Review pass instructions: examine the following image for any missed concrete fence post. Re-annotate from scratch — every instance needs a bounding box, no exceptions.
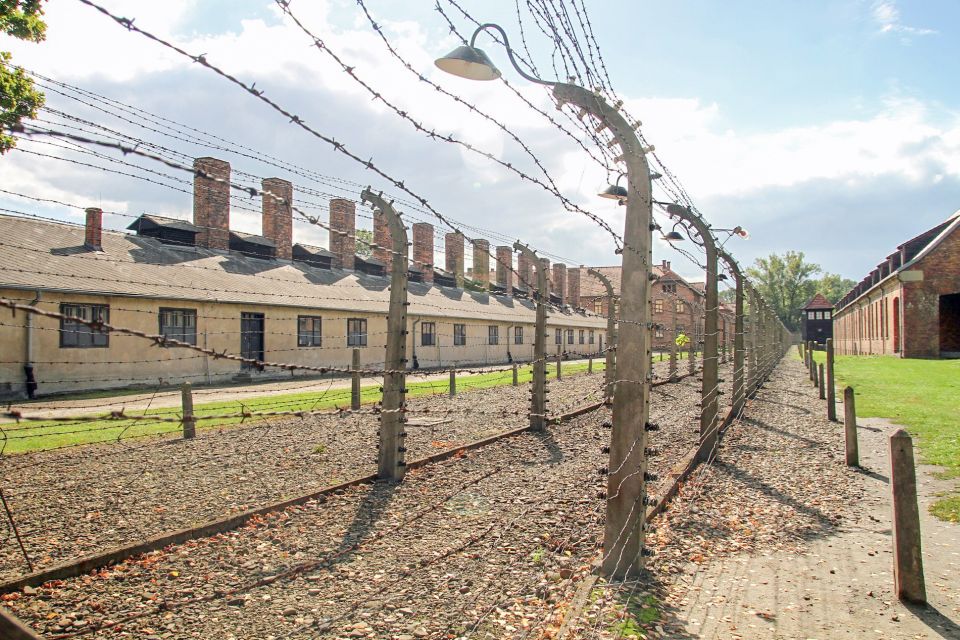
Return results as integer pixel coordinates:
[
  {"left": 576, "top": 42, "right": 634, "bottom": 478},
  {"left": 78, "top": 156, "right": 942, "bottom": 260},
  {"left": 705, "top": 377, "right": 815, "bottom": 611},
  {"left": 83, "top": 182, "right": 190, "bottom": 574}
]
[
  {"left": 449, "top": 369, "right": 456, "bottom": 397},
  {"left": 512, "top": 363, "right": 518, "bottom": 386},
  {"left": 181, "top": 382, "right": 196, "bottom": 440},
  {"left": 843, "top": 386, "right": 859, "bottom": 467},
  {"left": 688, "top": 341, "right": 696, "bottom": 375},
  {"left": 351, "top": 348, "right": 361, "bottom": 411},
  {"left": 889, "top": 428, "right": 927, "bottom": 604},
  {"left": 362, "top": 189, "right": 408, "bottom": 481},
  {"left": 818, "top": 363, "right": 825, "bottom": 399},
  {"left": 826, "top": 338, "right": 837, "bottom": 422},
  {"left": 556, "top": 354, "right": 562, "bottom": 380},
  {"left": 516, "top": 243, "right": 547, "bottom": 431},
  {"left": 588, "top": 356, "right": 593, "bottom": 373},
  {"left": 811, "top": 360, "right": 819, "bottom": 388}
]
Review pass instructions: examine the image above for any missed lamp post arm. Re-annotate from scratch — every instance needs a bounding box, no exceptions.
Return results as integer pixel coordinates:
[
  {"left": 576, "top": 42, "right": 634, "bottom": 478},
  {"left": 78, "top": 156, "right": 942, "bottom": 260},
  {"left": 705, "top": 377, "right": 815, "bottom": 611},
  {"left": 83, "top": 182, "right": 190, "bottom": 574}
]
[{"left": 469, "top": 23, "right": 557, "bottom": 87}]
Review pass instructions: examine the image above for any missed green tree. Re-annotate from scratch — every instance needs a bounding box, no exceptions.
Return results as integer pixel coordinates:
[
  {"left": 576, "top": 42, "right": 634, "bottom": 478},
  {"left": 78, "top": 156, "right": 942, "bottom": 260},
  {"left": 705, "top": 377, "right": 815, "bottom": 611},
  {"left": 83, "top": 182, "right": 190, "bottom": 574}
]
[
  {"left": 816, "top": 272, "right": 856, "bottom": 305},
  {"left": 1, "top": 1, "right": 46, "bottom": 154},
  {"left": 354, "top": 228, "right": 373, "bottom": 257},
  {"left": 746, "top": 251, "right": 821, "bottom": 332}
]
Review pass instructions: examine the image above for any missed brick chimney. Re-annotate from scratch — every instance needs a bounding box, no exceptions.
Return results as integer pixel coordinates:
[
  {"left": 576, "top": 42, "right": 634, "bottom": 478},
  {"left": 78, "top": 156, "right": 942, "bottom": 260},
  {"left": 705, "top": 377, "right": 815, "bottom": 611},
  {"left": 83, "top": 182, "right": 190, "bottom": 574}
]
[
  {"left": 412, "top": 222, "right": 434, "bottom": 283},
  {"left": 567, "top": 267, "right": 581, "bottom": 308},
  {"left": 329, "top": 198, "right": 356, "bottom": 270},
  {"left": 661, "top": 259, "right": 671, "bottom": 272},
  {"left": 472, "top": 239, "right": 490, "bottom": 289},
  {"left": 445, "top": 231, "right": 464, "bottom": 287},
  {"left": 84, "top": 207, "right": 102, "bottom": 251},
  {"left": 495, "top": 246, "right": 513, "bottom": 295},
  {"left": 193, "top": 157, "right": 231, "bottom": 251},
  {"left": 552, "top": 263, "right": 567, "bottom": 305},
  {"left": 261, "top": 178, "right": 293, "bottom": 260},
  {"left": 517, "top": 251, "right": 532, "bottom": 291},
  {"left": 373, "top": 207, "right": 392, "bottom": 265}
]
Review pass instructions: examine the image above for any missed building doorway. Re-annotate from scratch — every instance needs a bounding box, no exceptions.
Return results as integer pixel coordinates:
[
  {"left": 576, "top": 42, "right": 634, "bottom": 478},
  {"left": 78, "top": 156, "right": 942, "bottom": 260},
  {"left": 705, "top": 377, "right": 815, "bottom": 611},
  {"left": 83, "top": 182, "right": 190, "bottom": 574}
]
[
  {"left": 893, "top": 297, "right": 901, "bottom": 353},
  {"left": 939, "top": 293, "right": 960, "bottom": 356},
  {"left": 240, "top": 312, "right": 265, "bottom": 369}
]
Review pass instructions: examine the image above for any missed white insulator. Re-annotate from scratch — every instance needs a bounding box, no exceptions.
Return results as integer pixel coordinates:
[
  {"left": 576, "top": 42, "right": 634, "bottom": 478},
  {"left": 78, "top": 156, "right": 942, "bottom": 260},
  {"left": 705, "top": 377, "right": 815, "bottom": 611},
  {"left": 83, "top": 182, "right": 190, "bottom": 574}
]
[{"left": 641, "top": 145, "right": 656, "bottom": 155}]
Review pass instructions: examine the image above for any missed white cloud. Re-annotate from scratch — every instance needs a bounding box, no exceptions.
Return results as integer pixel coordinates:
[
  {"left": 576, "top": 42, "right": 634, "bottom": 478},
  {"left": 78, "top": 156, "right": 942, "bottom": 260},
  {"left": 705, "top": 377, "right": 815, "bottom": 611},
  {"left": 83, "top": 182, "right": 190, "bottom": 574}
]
[
  {"left": 2, "top": 0, "right": 959, "bottom": 280},
  {"left": 871, "top": 1, "right": 937, "bottom": 38}
]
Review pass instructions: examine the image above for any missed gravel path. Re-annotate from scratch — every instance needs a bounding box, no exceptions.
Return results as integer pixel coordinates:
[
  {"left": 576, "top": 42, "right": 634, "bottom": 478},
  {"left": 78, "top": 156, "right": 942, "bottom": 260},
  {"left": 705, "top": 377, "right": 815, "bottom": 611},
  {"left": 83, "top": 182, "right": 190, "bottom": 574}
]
[
  {"left": 0, "top": 360, "right": 711, "bottom": 583},
  {"left": 3, "top": 358, "right": 720, "bottom": 639}
]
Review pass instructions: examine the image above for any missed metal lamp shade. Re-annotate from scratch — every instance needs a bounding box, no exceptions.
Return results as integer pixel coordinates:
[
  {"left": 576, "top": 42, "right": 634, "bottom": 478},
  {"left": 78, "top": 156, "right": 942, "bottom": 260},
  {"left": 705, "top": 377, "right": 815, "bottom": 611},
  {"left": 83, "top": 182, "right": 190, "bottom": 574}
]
[
  {"left": 663, "top": 231, "right": 685, "bottom": 241},
  {"left": 598, "top": 184, "right": 628, "bottom": 201},
  {"left": 434, "top": 46, "right": 502, "bottom": 81}
]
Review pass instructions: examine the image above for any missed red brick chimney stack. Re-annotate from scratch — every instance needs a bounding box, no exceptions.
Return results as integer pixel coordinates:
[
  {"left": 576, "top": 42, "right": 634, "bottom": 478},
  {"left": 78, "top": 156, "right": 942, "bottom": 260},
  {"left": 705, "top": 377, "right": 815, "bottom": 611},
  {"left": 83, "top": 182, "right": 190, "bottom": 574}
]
[
  {"left": 472, "top": 239, "right": 490, "bottom": 289},
  {"left": 261, "top": 178, "right": 293, "bottom": 260},
  {"left": 84, "top": 207, "right": 102, "bottom": 251},
  {"left": 193, "top": 157, "right": 231, "bottom": 251},
  {"left": 496, "top": 246, "right": 513, "bottom": 295},
  {"left": 329, "top": 198, "right": 356, "bottom": 270},
  {"left": 552, "top": 263, "right": 567, "bottom": 305},
  {"left": 445, "top": 232, "right": 464, "bottom": 287},
  {"left": 373, "top": 207, "right": 392, "bottom": 265},
  {"left": 567, "top": 267, "right": 581, "bottom": 309},
  {"left": 412, "top": 222, "right": 434, "bottom": 283}
]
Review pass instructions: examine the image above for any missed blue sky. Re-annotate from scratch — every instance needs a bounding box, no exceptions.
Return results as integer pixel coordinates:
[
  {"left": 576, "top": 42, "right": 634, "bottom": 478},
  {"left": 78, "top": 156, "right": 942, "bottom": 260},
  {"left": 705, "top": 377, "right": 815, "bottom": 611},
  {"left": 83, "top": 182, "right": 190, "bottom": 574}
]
[{"left": 2, "top": 0, "right": 958, "bottom": 290}]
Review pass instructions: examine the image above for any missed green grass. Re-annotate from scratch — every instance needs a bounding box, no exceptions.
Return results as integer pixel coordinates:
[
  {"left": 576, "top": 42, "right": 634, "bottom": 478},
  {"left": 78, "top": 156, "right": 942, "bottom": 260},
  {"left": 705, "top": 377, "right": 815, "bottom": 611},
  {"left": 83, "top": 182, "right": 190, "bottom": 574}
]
[
  {"left": 609, "top": 593, "right": 660, "bottom": 638},
  {"left": 2, "top": 360, "right": 606, "bottom": 455},
  {"left": 805, "top": 347, "right": 960, "bottom": 521}
]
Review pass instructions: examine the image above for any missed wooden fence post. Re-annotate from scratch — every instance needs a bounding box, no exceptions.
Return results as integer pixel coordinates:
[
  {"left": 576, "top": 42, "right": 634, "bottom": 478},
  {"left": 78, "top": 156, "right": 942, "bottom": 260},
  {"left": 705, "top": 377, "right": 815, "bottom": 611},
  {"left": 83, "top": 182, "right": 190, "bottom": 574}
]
[
  {"left": 843, "top": 386, "right": 858, "bottom": 466},
  {"left": 449, "top": 369, "right": 456, "bottom": 397},
  {"left": 351, "top": 348, "right": 361, "bottom": 410},
  {"left": 818, "top": 363, "right": 825, "bottom": 399},
  {"left": 889, "top": 428, "right": 926, "bottom": 604},
  {"left": 181, "top": 382, "right": 195, "bottom": 439},
  {"left": 826, "top": 338, "right": 837, "bottom": 422}
]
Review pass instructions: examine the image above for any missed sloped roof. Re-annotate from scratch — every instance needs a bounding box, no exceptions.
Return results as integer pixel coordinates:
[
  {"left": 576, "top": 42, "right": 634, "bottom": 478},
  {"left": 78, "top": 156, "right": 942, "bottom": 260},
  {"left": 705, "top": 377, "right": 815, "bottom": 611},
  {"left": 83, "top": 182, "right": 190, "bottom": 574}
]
[
  {"left": 126, "top": 214, "right": 200, "bottom": 233},
  {"left": 579, "top": 264, "right": 701, "bottom": 299},
  {"left": 0, "top": 215, "right": 604, "bottom": 329},
  {"left": 230, "top": 231, "right": 275, "bottom": 248},
  {"left": 801, "top": 293, "right": 834, "bottom": 310}
]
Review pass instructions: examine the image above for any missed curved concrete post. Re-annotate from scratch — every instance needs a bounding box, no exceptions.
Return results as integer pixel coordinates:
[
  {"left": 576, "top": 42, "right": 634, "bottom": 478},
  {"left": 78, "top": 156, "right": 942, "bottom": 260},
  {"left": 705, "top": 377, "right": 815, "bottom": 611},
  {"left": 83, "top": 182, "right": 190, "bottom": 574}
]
[
  {"left": 554, "top": 82, "right": 652, "bottom": 579},
  {"left": 666, "top": 205, "right": 720, "bottom": 460},
  {"left": 361, "top": 188, "right": 409, "bottom": 481},
  {"left": 514, "top": 242, "right": 547, "bottom": 432},
  {"left": 718, "top": 248, "right": 745, "bottom": 416}
]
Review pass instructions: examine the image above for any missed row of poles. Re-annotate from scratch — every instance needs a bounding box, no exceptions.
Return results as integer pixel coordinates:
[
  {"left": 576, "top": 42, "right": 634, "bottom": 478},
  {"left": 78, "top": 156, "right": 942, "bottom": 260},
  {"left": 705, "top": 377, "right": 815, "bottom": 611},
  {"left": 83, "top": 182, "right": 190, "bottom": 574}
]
[{"left": 800, "top": 339, "right": 926, "bottom": 605}]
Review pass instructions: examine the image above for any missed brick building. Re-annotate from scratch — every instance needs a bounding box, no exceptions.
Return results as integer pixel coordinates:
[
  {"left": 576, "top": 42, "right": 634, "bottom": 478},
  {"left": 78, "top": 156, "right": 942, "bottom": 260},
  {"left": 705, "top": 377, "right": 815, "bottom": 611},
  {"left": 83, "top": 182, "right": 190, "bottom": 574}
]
[
  {"left": 832, "top": 210, "right": 960, "bottom": 358},
  {"left": 0, "top": 158, "right": 605, "bottom": 398},
  {"left": 578, "top": 261, "right": 715, "bottom": 351}
]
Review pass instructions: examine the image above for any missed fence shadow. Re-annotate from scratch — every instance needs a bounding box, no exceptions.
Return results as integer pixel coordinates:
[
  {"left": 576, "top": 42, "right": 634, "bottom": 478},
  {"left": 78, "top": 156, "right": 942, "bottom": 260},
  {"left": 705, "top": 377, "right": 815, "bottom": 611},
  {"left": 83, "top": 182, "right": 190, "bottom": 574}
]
[{"left": 595, "top": 572, "right": 700, "bottom": 639}]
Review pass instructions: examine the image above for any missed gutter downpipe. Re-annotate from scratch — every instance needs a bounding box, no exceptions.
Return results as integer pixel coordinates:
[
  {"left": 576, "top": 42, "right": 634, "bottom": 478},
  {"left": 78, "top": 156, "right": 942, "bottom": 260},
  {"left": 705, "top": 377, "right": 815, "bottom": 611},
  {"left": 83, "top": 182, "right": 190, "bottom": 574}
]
[{"left": 24, "top": 290, "right": 41, "bottom": 399}]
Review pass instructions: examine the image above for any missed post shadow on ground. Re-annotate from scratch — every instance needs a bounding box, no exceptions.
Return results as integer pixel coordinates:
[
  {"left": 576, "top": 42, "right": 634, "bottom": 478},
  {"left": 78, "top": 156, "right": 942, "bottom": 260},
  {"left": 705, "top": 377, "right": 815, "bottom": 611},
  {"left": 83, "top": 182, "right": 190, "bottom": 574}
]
[
  {"left": 741, "top": 416, "right": 822, "bottom": 448},
  {"left": 711, "top": 461, "right": 840, "bottom": 538},
  {"left": 330, "top": 479, "right": 398, "bottom": 560},
  {"left": 749, "top": 396, "right": 813, "bottom": 415},
  {"left": 904, "top": 601, "right": 960, "bottom": 639}
]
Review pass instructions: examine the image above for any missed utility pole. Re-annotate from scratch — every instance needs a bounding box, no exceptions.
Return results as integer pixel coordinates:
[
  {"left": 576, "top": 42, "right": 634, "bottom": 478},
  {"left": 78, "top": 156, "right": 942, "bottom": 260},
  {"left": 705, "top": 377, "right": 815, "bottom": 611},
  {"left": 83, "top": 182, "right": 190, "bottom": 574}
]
[
  {"left": 719, "top": 248, "right": 745, "bottom": 416},
  {"left": 588, "top": 267, "right": 617, "bottom": 402},
  {"left": 515, "top": 242, "right": 547, "bottom": 431},
  {"left": 361, "top": 189, "right": 408, "bottom": 481}
]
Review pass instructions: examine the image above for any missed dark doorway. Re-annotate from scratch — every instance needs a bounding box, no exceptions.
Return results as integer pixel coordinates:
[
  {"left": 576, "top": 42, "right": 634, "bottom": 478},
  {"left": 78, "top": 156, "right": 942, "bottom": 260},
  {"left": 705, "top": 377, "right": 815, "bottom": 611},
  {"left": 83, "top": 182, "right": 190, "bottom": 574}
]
[
  {"left": 939, "top": 293, "right": 960, "bottom": 356},
  {"left": 240, "top": 312, "right": 265, "bottom": 368}
]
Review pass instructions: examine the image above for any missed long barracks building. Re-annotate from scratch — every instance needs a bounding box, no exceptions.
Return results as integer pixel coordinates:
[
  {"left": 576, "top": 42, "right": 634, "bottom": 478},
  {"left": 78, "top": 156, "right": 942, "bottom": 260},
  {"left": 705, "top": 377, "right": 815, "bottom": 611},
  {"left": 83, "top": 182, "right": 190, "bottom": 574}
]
[{"left": 0, "top": 158, "right": 606, "bottom": 399}]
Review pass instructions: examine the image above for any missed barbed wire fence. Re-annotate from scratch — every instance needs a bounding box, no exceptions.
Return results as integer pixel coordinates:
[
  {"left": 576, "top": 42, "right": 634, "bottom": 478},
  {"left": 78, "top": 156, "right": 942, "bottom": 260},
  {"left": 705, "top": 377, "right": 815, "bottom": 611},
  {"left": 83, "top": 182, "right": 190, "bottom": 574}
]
[{"left": 0, "top": 1, "right": 798, "bottom": 637}]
